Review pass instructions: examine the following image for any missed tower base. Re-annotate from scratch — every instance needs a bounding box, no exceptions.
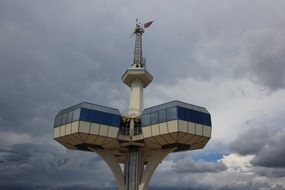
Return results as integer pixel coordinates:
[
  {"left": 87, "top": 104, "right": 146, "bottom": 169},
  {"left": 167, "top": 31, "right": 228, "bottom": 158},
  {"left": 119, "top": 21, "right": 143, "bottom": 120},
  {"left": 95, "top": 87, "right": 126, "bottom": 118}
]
[{"left": 92, "top": 147, "right": 175, "bottom": 190}]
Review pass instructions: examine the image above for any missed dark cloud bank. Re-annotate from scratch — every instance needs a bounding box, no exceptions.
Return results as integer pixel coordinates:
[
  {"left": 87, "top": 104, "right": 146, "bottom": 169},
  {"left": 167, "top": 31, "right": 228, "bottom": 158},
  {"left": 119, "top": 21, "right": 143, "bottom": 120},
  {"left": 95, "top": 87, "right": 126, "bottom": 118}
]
[
  {"left": 1, "top": 0, "right": 285, "bottom": 190},
  {"left": 230, "top": 127, "right": 285, "bottom": 179},
  {"left": 173, "top": 158, "right": 226, "bottom": 174},
  {"left": 0, "top": 143, "right": 116, "bottom": 190}
]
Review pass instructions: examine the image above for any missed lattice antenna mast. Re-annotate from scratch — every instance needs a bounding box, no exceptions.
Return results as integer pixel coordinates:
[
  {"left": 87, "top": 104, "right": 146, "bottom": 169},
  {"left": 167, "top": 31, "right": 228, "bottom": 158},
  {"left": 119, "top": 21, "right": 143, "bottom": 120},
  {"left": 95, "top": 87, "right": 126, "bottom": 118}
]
[
  {"left": 132, "top": 20, "right": 145, "bottom": 68},
  {"left": 131, "top": 19, "right": 153, "bottom": 68}
]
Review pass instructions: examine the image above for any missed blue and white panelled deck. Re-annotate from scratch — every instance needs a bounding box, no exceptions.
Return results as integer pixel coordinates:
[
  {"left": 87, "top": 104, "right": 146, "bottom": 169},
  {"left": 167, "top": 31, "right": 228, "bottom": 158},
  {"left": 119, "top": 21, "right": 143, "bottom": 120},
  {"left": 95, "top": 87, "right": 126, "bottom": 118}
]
[
  {"left": 53, "top": 102, "right": 121, "bottom": 151},
  {"left": 140, "top": 100, "right": 211, "bottom": 152},
  {"left": 53, "top": 100, "right": 211, "bottom": 155}
]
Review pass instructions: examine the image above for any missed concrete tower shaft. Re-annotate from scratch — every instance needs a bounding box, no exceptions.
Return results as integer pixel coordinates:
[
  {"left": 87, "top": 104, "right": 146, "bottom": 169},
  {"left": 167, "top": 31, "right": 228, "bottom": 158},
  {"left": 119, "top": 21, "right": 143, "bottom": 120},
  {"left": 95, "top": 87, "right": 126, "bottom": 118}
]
[
  {"left": 129, "top": 78, "right": 144, "bottom": 115},
  {"left": 122, "top": 22, "right": 154, "bottom": 190}
]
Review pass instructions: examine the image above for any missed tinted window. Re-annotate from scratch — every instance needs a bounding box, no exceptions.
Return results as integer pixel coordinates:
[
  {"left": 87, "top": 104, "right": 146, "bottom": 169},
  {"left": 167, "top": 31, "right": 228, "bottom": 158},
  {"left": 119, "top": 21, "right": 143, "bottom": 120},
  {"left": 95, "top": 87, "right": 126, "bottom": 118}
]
[
  {"left": 80, "top": 108, "right": 89, "bottom": 121},
  {"left": 208, "top": 115, "right": 212, "bottom": 126},
  {"left": 185, "top": 109, "right": 191, "bottom": 121},
  {"left": 188, "top": 109, "right": 196, "bottom": 123},
  {"left": 177, "top": 107, "right": 187, "bottom": 121},
  {"left": 158, "top": 109, "right": 166, "bottom": 123},
  {"left": 66, "top": 111, "right": 73, "bottom": 123},
  {"left": 60, "top": 113, "right": 67, "bottom": 125},
  {"left": 112, "top": 115, "right": 121, "bottom": 127},
  {"left": 204, "top": 114, "right": 211, "bottom": 126},
  {"left": 54, "top": 114, "right": 61, "bottom": 127},
  {"left": 141, "top": 114, "right": 150, "bottom": 127},
  {"left": 150, "top": 112, "right": 158, "bottom": 125},
  {"left": 166, "top": 107, "right": 177, "bottom": 121},
  {"left": 72, "top": 109, "right": 80, "bottom": 121},
  {"left": 196, "top": 112, "right": 202, "bottom": 124},
  {"left": 99, "top": 112, "right": 109, "bottom": 125}
]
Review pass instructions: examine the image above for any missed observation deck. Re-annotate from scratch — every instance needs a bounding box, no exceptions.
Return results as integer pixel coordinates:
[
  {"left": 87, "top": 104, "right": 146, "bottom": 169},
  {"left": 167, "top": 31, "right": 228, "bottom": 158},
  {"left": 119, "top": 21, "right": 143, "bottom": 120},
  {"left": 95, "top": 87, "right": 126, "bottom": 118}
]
[{"left": 53, "top": 100, "right": 211, "bottom": 163}]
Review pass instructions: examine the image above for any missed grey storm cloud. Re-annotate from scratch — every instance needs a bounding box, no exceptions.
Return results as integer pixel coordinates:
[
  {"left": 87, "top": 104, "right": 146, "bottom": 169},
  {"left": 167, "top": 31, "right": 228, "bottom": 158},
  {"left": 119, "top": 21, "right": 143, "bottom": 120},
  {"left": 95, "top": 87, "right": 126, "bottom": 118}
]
[
  {"left": 1, "top": 0, "right": 285, "bottom": 190},
  {"left": 251, "top": 128, "right": 285, "bottom": 168},
  {"left": 230, "top": 127, "right": 285, "bottom": 168},
  {"left": 229, "top": 126, "right": 279, "bottom": 155},
  {"left": 0, "top": 143, "right": 116, "bottom": 190},
  {"left": 218, "top": 181, "right": 285, "bottom": 190},
  {"left": 0, "top": 1, "right": 132, "bottom": 137},
  {"left": 254, "top": 167, "right": 285, "bottom": 178},
  {"left": 231, "top": 29, "right": 285, "bottom": 90},
  {"left": 153, "top": 185, "right": 285, "bottom": 190},
  {"left": 173, "top": 158, "right": 227, "bottom": 173},
  {"left": 230, "top": 126, "right": 285, "bottom": 178}
]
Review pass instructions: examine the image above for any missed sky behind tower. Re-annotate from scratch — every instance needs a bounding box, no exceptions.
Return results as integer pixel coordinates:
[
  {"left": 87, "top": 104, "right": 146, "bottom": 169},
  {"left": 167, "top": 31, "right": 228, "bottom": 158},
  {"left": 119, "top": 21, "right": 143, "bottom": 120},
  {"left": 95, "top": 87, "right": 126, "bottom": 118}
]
[{"left": 0, "top": 0, "right": 285, "bottom": 189}]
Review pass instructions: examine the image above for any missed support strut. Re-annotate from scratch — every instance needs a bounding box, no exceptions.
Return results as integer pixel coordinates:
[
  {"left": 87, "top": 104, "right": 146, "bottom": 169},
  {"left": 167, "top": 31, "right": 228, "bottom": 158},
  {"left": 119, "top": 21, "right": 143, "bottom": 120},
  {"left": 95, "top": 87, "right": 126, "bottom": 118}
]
[{"left": 91, "top": 147, "right": 175, "bottom": 190}]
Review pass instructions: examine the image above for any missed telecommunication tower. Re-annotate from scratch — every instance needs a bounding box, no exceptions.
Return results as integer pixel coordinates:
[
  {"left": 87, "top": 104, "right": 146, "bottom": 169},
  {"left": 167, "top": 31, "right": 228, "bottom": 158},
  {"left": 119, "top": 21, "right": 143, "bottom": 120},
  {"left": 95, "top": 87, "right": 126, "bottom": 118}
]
[{"left": 53, "top": 21, "right": 212, "bottom": 190}]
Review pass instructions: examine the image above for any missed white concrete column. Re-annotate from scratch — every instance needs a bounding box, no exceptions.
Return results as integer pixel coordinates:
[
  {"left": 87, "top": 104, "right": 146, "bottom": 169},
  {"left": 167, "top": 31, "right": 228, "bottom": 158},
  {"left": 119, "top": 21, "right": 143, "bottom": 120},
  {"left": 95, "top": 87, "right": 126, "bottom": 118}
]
[
  {"left": 129, "top": 78, "right": 143, "bottom": 115},
  {"left": 91, "top": 147, "right": 174, "bottom": 190},
  {"left": 139, "top": 148, "right": 175, "bottom": 190},
  {"left": 91, "top": 149, "right": 126, "bottom": 190}
]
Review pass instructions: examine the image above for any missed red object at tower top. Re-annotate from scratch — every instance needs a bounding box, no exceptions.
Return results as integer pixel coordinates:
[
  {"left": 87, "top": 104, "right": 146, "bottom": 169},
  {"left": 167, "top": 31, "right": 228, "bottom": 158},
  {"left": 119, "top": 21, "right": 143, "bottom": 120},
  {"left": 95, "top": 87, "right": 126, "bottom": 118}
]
[{"left": 144, "top": 21, "right": 153, "bottom": 28}]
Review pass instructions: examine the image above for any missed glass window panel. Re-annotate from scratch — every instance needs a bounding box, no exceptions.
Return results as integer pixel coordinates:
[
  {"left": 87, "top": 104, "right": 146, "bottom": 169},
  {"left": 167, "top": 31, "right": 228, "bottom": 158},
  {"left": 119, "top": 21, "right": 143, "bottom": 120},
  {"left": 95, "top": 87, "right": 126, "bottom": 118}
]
[
  {"left": 79, "top": 108, "right": 88, "bottom": 121},
  {"left": 185, "top": 109, "right": 191, "bottom": 121},
  {"left": 188, "top": 110, "right": 196, "bottom": 123},
  {"left": 200, "top": 113, "right": 205, "bottom": 124},
  {"left": 106, "top": 114, "right": 112, "bottom": 126},
  {"left": 91, "top": 110, "right": 98, "bottom": 123},
  {"left": 99, "top": 112, "right": 106, "bottom": 124},
  {"left": 206, "top": 114, "right": 212, "bottom": 126},
  {"left": 93, "top": 110, "right": 102, "bottom": 123},
  {"left": 92, "top": 110, "right": 101, "bottom": 123},
  {"left": 66, "top": 111, "right": 73, "bottom": 123},
  {"left": 109, "top": 114, "right": 115, "bottom": 126},
  {"left": 72, "top": 109, "right": 80, "bottom": 121},
  {"left": 201, "top": 113, "right": 207, "bottom": 125},
  {"left": 101, "top": 112, "right": 109, "bottom": 125},
  {"left": 112, "top": 115, "right": 120, "bottom": 127},
  {"left": 158, "top": 109, "right": 166, "bottom": 123},
  {"left": 87, "top": 109, "right": 93, "bottom": 122},
  {"left": 183, "top": 108, "right": 188, "bottom": 121},
  {"left": 88, "top": 110, "right": 95, "bottom": 123},
  {"left": 141, "top": 114, "right": 150, "bottom": 127},
  {"left": 196, "top": 112, "right": 202, "bottom": 124},
  {"left": 60, "top": 113, "right": 67, "bottom": 125},
  {"left": 150, "top": 112, "right": 158, "bottom": 125},
  {"left": 208, "top": 115, "right": 212, "bottom": 126},
  {"left": 90, "top": 110, "right": 98, "bottom": 123},
  {"left": 177, "top": 107, "right": 186, "bottom": 121},
  {"left": 94, "top": 111, "right": 111, "bottom": 126},
  {"left": 166, "top": 107, "right": 177, "bottom": 121},
  {"left": 54, "top": 114, "right": 61, "bottom": 127}
]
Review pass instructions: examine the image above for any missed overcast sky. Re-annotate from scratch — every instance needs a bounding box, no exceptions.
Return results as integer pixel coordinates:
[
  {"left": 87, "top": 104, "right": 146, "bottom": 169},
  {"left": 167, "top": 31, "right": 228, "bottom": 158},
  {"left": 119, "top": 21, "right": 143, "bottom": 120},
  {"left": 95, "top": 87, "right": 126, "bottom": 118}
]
[{"left": 1, "top": 0, "right": 285, "bottom": 189}]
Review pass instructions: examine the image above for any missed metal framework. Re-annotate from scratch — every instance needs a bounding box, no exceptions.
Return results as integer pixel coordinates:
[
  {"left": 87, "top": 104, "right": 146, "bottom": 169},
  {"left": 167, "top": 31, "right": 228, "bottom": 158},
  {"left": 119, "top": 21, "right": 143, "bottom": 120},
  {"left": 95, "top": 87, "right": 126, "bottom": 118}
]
[{"left": 132, "top": 22, "right": 144, "bottom": 68}]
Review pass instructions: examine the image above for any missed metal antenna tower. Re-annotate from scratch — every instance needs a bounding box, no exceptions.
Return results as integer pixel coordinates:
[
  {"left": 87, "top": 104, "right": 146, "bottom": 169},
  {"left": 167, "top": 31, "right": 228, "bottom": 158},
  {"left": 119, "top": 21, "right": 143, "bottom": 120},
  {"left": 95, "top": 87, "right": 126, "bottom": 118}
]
[{"left": 132, "top": 20, "right": 145, "bottom": 68}]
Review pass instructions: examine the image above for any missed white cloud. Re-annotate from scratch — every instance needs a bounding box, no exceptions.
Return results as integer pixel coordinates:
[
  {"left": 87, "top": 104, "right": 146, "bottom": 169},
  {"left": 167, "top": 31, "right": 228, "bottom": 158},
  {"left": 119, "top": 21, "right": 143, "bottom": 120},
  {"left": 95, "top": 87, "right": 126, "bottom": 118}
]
[{"left": 221, "top": 153, "right": 254, "bottom": 173}]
